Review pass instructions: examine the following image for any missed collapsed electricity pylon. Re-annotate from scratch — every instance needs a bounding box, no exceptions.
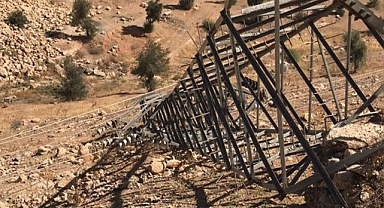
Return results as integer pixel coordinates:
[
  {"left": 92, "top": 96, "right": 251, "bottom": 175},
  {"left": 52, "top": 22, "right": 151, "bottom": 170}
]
[{"left": 122, "top": 0, "right": 384, "bottom": 207}]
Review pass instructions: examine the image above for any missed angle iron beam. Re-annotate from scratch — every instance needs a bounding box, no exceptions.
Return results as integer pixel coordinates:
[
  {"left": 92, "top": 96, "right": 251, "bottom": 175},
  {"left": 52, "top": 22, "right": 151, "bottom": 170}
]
[
  {"left": 187, "top": 67, "right": 232, "bottom": 168},
  {"left": 206, "top": 34, "right": 285, "bottom": 193},
  {"left": 338, "top": 0, "right": 384, "bottom": 34},
  {"left": 281, "top": 42, "right": 338, "bottom": 124},
  {"left": 162, "top": 98, "right": 183, "bottom": 145},
  {"left": 257, "top": 3, "right": 338, "bottom": 58},
  {"left": 338, "top": 84, "right": 384, "bottom": 127},
  {"left": 196, "top": 53, "right": 251, "bottom": 178},
  {"left": 158, "top": 106, "right": 178, "bottom": 144},
  {"left": 289, "top": 157, "right": 311, "bottom": 186},
  {"left": 174, "top": 88, "right": 205, "bottom": 155},
  {"left": 169, "top": 94, "right": 195, "bottom": 150},
  {"left": 164, "top": 98, "right": 188, "bottom": 148},
  {"left": 212, "top": 85, "right": 241, "bottom": 130},
  {"left": 180, "top": 81, "right": 216, "bottom": 159},
  {"left": 285, "top": 141, "right": 384, "bottom": 194},
  {"left": 222, "top": 10, "right": 347, "bottom": 206},
  {"left": 198, "top": 0, "right": 329, "bottom": 71},
  {"left": 240, "top": 73, "right": 279, "bottom": 129},
  {"left": 279, "top": 156, "right": 309, "bottom": 182},
  {"left": 310, "top": 23, "right": 375, "bottom": 112},
  {"left": 255, "top": 56, "right": 309, "bottom": 132},
  {"left": 364, "top": 22, "right": 384, "bottom": 49}
]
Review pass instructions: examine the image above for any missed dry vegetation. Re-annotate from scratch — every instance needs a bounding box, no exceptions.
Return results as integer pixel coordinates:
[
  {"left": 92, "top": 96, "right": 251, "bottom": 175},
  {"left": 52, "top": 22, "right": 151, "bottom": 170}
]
[{"left": 0, "top": 0, "right": 383, "bottom": 207}]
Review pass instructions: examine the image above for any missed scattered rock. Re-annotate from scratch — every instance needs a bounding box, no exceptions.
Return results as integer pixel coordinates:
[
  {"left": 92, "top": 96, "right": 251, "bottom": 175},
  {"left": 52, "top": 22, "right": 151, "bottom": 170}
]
[
  {"left": 0, "top": 201, "right": 9, "bottom": 208},
  {"left": 15, "top": 174, "right": 28, "bottom": 183},
  {"left": 140, "top": 2, "right": 148, "bottom": 8},
  {"left": 166, "top": 159, "right": 182, "bottom": 169},
  {"left": 55, "top": 147, "right": 67, "bottom": 158},
  {"left": 150, "top": 161, "right": 165, "bottom": 174},
  {"left": 347, "top": 164, "right": 375, "bottom": 177},
  {"left": 332, "top": 171, "right": 355, "bottom": 190},
  {"left": 343, "top": 148, "right": 356, "bottom": 158},
  {"left": 36, "top": 146, "right": 51, "bottom": 155},
  {"left": 98, "top": 110, "right": 107, "bottom": 116},
  {"left": 30, "top": 118, "right": 41, "bottom": 123},
  {"left": 93, "top": 69, "right": 106, "bottom": 77},
  {"left": 360, "top": 191, "right": 370, "bottom": 202},
  {"left": 79, "top": 143, "right": 94, "bottom": 163}
]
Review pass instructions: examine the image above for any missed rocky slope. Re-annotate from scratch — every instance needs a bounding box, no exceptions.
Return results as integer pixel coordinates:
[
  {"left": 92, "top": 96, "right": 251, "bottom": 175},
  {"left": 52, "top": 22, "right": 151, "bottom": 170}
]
[{"left": 0, "top": 0, "right": 70, "bottom": 84}]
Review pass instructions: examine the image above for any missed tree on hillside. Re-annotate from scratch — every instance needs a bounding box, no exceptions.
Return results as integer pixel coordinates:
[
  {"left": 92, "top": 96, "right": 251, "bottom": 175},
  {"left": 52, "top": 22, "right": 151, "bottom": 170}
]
[
  {"left": 58, "top": 56, "right": 88, "bottom": 101},
  {"left": 132, "top": 40, "right": 170, "bottom": 91},
  {"left": 179, "top": 0, "right": 194, "bottom": 10},
  {"left": 6, "top": 10, "right": 29, "bottom": 28},
  {"left": 343, "top": 30, "right": 367, "bottom": 73},
  {"left": 143, "top": 0, "right": 163, "bottom": 33},
  {"left": 71, "top": 0, "right": 97, "bottom": 38}
]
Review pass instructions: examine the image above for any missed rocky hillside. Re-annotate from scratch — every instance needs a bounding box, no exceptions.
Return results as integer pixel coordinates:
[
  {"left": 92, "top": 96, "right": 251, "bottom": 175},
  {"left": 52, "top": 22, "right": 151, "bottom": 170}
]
[{"left": 0, "top": 0, "right": 70, "bottom": 84}]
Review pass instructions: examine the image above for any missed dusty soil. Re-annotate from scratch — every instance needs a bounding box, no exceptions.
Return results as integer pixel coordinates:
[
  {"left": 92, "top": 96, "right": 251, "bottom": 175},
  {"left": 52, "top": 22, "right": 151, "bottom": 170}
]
[{"left": 0, "top": 0, "right": 383, "bottom": 207}]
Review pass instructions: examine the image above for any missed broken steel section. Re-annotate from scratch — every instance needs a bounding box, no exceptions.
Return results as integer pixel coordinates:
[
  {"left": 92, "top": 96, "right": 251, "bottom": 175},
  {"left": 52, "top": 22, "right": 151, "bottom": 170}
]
[{"left": 129, "top": 0, "right": 383, "bottom": 207}]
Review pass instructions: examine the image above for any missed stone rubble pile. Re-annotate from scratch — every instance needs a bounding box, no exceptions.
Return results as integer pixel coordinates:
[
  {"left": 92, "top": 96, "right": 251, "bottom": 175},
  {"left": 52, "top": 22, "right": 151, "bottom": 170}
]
[
  {"left": 0, "top": 0, "right": 71, "bottom": 84},
  {"left": 304, "top": 122, "right": 384, "bottom": 207}
]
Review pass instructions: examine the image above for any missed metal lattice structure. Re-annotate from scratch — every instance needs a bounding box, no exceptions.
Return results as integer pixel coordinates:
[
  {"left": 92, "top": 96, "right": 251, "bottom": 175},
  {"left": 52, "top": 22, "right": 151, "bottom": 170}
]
[{"left": 114, "top": 0, "right": 384, "bottom": 207}]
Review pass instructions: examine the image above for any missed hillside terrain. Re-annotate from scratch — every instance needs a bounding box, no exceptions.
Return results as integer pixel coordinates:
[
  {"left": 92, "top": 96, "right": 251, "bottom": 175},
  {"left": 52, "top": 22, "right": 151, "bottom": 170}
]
[{"left": 0, "top": 0, "right": 383, "bottom": 207}]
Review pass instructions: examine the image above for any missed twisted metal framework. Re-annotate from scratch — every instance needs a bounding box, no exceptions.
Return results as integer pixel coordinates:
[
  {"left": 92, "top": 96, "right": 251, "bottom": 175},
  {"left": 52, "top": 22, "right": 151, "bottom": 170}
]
[{"left": 119, "top": 0, "right": 384, "bottom": 207}]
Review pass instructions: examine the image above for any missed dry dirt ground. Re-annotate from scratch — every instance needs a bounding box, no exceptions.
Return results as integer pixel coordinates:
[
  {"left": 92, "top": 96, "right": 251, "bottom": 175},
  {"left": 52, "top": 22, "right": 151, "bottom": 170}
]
[{"left": 0, "top": 0, "right": 383, "bottom": 207}]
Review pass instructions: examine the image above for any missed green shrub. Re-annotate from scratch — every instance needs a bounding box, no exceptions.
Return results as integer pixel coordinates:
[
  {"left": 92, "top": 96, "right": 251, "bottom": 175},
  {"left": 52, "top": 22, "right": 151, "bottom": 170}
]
[
  {"left": 71, "top": 0, "right": 90, "bottom": 26},
  {"left": 6, "top": 10, "right": 28, "bottom": 28},
  {"left": 143, "top": 21, "right": 154, "bottom": 33},
  {"left": 293, "top": 12, "right": 306, "bottom": 21},
  {"left": 179, "top": 0, "right": 194, "bottom": 10},
  {"left": 146, "top": 0, "right": 163, "bottom": 23},
  {"left": 86, "top": 41, "right": 104, "bottom": 55},
  {"left": 285, "top": 49, "right": 301, "bottom": 63},
  {"left": 58, "top": 56, "right": 88, "bottom": 101},
  {"left": 343, "top": 30, "right": 367, "bottom": 72},
  {"left": 336, "top": 7, "right": 345, "bottom": 17},
  {"left": 132, "top": 40, "right": 169, "bottom": 91},
  {"left": 143, "top": 0, "right": 162, "bottom": 33},
  {"left": 71, "top": 0, "right": 97, "bottom": 38},
  {"left": 11, "top": 120, "right": 23, "bottom": 130},
  {"left": 82, "top": 19, "right": 98, "bottom": 38},
  {"left": 366, "top": 0, "right": 379, "bottom": 8},
  {"left": 202, "top": 18, "right": 215, "bottom": 32},
  {"left": 244, "top": 16, "right": 263, "bottom": 26},
  {"left": 247, "top": 0, "right": 263, "bottom": 6}
]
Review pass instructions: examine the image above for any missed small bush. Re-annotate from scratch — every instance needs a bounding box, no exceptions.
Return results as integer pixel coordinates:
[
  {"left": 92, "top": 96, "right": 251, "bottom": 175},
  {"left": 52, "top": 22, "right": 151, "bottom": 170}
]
[
  {"left": 11, "top": 120, "right": 23, "bottom": 130},
  {"left": 87, "top": 42, "right": 104, "bottom": 55},
  {"left": 6, "top": 10, "right": 28, "bottom": 28},
  {"left": 336, "top": 7, "right": 345, "bottom": 17},
  {"left": 146, "top": 0, "right": 163, "bottom": 23},
  {"left": 202, "top": 19, "right": 215, "bottom": 32},
  {"left": 132, "top": 40, "right": 170, "bottom": 91},
  {"left": 143, "top": 21, "right": 154, "bottom": 33},
  {"left": 285, "top": 49, "right": 301, "bottom": 63},
  {"left": 244, "top": 16, "right": 263, "bottom": 26},
  {"left": 58, "top": 56, "right": 88, "bottom": 101},
  {"left": 366, "top": 0, "right": 379, "bottom": 8},
  {"left": 247, "top": 0, "right": 263, "bottom": 6},
  {"left": 343, "top": 30, "right": 367, "bottom": 72},
  {"left": 293, "top": 12, "right": 306, "bottom": 21},
  {"left": 71, "top": 0, "right": 91, "bottom": 26},
  {"left": 179, "top": 0, "right": 194, "bottom": 10},
  {"left": 82, "top": 19, "right": 97, "bottom": 38}
]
